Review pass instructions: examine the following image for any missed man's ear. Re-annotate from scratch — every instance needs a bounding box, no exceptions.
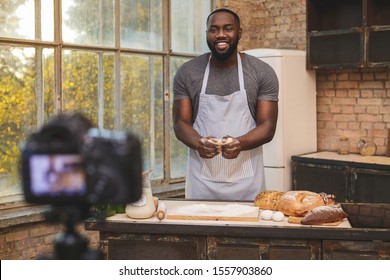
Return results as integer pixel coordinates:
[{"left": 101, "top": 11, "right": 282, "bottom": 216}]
[{"left": 238, "top": 27, "right": 242, "bottom": 40}]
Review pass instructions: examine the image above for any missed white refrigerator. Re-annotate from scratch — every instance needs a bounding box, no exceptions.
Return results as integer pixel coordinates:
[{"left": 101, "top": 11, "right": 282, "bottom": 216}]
[{"left": 244, "top": 48, "right": 317, "bottom": 192}]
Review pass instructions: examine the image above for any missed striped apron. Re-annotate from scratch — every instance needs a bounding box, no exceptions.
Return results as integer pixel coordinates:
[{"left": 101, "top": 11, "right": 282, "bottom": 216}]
[{"left": 185, "top": 53, "right": 265, "bottom": 200}]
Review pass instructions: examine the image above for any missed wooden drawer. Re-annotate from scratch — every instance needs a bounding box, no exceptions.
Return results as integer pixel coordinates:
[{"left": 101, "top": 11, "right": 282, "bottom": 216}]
[
  {"left": 102, "top": 233, "right": 206, "bottom": 260},
  {"left": 323, "top": 240, "right": 390, "bottom": 260},
  {"left": 207, "top": 237, "right": 321, "bottom": 260}
]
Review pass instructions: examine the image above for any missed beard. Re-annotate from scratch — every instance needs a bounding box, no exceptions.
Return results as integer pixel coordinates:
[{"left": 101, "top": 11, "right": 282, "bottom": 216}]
[{"left": 207, "top": 36, "right": 239, "bottom": 60}]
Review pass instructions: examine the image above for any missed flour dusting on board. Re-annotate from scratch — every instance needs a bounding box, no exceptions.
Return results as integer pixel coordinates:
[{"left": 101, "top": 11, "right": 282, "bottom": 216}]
[{"left": 170, "top": 203, "right": 258, "bottom": 216}]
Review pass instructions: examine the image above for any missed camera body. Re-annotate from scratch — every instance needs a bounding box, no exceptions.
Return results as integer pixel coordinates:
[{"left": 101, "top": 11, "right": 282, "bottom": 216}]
[{"left": 21, "top": 113, "right": 143, "bottom": 207}]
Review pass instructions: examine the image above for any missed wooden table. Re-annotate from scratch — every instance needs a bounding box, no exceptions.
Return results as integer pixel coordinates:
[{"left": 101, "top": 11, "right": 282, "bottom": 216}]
[{"left": 85, "top": 199, "right": 390, "bottom": 260}]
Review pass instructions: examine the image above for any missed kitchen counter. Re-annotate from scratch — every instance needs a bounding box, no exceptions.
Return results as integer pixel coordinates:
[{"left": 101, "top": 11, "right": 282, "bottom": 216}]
[
  {"left": 291, "top": 151, "right": 390, "bottom": 204},
  {"left": 85, "top": 199, "right": 390, "bottom": 260},
  {"left": 295, "top": 151, "right": 390, "bottom": 169}
]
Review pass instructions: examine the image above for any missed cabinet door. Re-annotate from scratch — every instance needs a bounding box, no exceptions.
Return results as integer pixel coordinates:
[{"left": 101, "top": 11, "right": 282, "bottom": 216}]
[
  {"left": 367, "top": 0, "right": 390, "bottom": 26},
  {"left": 207, "top": 237, "right": 321, "bottom": 260},
  {"left": 307, "top": 0, "right": 363, "bottom": 32},
  {"left": 308, "top": 31, "right": 364, "bottom": 69},
  {"left": 104, "top": 233, "right": 206, "bottom": 260},
  {"left": 307, "top": 0, "right": 390, "bottom": 68},
  {"left": 292, "top": 161, "right": 349, "bottom": 202},
  {"left": 351, "top": 168, "right": 390, "bottom": 203},
  {"left": 367, "top": 26, "right": 390, "bottom": 67},
  {"left": 306, "top": 0, "right": 364, "bottom": 69},
  {"left": 323, "top": 240, "right": 390, "bottom": 260}
]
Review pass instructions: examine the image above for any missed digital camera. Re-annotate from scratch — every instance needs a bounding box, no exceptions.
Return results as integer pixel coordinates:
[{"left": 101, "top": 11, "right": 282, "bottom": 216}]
[{"left": 20, "top": 113, "right": 143, "bottom": 206}]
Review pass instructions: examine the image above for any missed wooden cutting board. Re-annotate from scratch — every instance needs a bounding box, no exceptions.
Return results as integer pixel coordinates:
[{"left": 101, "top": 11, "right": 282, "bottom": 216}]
[
  {"left": 167, "top": 202, "right": 260, "bottom": 222},
  {"left": 288, "top": 216, "right": 342, "bottom": 226}
]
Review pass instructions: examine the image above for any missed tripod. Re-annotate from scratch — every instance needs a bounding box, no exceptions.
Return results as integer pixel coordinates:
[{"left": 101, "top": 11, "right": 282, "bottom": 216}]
[{"left": 41, "top": 205, "right": 103, "bottom": 260}]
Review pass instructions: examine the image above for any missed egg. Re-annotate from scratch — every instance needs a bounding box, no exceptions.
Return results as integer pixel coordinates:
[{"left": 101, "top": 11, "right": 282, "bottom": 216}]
[
  {"left": 272, "top": 211, "right": 285, "bottom": 222},
  {"left": 260, "top": 210, "right": 273, "bottom": 220}
]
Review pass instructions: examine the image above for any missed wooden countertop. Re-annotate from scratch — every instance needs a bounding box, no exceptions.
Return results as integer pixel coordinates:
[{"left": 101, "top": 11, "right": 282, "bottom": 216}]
[
  {"left": 299, "top": 151, "right": 390, "bottom": 165},
  {"left": 293, "top": 151, "right": 390, "bottom": 170},
  {"left": 105, "top": 200, "right": 351, "bottom": 229},
  {"left": 85, "top": 199, "right": 390, "bottom": 242}
]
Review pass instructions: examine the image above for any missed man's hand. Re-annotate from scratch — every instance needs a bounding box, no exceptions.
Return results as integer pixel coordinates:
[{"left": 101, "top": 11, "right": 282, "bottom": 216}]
[
  {"left": 197, "top": 136, "right": 220, "bottom": 159},
  {"left": 221, "top": 136, "right": 241, "bottom": 159}
]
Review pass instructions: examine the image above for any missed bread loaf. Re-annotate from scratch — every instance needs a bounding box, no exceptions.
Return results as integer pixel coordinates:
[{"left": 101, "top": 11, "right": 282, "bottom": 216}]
[
  {"left": 254, "top": 190, "right": 284, "bottom": 211},
  {"left": 277, "top": 191, "right": 325, "bottom": 217},
  {"left": 301, "top": 204, "right": 348, "bottom": 225}
]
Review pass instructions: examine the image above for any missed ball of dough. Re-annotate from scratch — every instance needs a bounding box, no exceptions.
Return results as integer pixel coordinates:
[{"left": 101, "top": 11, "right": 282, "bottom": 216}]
[
  {"left": 272, "top": 211, "right": 285, "bottom": 222},
  {"left": 260, "top": 210, "right": 273, "bottom": 220}
]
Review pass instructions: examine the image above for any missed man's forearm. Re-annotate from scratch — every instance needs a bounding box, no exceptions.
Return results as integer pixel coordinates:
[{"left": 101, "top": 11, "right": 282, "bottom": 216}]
[
  {"left": 174, "top": 122, "right": 202, "bottom": 150},
  {"left": 237, "top": 122, "right": 276, "bottom": 151}
]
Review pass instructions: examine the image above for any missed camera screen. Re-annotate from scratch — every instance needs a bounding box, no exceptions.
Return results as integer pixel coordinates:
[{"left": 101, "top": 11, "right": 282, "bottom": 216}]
[{"left": 29, "top": 154, "right": 87, "bottom": 197}]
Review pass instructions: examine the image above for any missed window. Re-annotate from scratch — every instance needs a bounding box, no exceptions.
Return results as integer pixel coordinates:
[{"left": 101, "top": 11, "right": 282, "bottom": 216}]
[{"left": 0, "top": 0, "right": 211, "bottom": 202}]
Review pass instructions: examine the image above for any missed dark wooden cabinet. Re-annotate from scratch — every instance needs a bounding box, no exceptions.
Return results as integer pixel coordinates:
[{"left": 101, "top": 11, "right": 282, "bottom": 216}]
[
  {"left": 97, "top": 232, "right": 390, "bottom": 260},
  {"left": 323, "top": 240, "right": 390, "bottom": 260},
  {"left": 207, "top": 237, "right": 321, "bottom": 260},
  {"left": 292, "top": 160, "right": 349, "bottom": 202},
  {"left": 98, "top": 231, "right": 322, "bottom": 260},
  {"left": 292, "top": 152, "right": 390, "bottom": 203},
  {"left": 307, "top": 0, "right": 390, "bottom": 69},
  {"left": 102, "top": 233, "right": 207, "bottom": 260},
  {"left": 351, "top": 168, "right": 390, "bottom": 203}
]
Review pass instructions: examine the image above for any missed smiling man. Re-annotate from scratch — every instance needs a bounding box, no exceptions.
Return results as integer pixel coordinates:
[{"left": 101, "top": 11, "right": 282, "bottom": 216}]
[{"left": 173, "top": 8, "right": 279, "bottom": 200}]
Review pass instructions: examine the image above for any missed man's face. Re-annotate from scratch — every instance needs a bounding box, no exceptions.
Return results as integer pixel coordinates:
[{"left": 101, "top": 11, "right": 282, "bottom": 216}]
[{"left": 206, "top": 12, "right": 242, "bottom": 60}]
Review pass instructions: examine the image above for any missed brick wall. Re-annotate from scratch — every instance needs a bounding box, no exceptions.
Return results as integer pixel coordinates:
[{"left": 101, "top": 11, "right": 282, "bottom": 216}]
[
  {"left": 317, "top": 70, "right": 390, "bottom": 154},
  {"left": 221, "top": 0, "right": 390, "bottom": 154},
  {"left": 0, "top": 220, "right": 98, "bottom": 260},
  {"left": 216, "top": 0, "right": 307, "bottom": 51}
]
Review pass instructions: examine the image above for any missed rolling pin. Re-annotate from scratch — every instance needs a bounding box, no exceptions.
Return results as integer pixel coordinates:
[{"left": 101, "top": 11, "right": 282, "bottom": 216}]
[{"left": 156, "top": 201, "right": 166, "bottom": 220}]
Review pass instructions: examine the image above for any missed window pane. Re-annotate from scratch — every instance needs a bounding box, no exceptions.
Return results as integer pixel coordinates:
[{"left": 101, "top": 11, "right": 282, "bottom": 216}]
[
  {"left": 0, "top": 46, "right": 37, "bottom": 197},
  {"left": 0, "top": 0, "right": 53, "bottom": 41},
  {"left": 169, "top": 57, "right": 190, "bottom": 179},
  {"left": 62, "top": 50, "right": 99, "bottom": 125},
  {"left": 120, "top": 0, "right": 162, "bottom": 51},
  {"left": 62, "top": 50, "right": 115, "bottom": 128},
  {"left": 40, "top": 0, "right": 54, "bottom": 41},
  {"left": 171, "top": 0, "right": 210, "bottom": 54},
  {"left": 42, "top": 48, "right": 56, "bottom": 121},
  {"left": 102, "top": 53, "right": 116, "bottom": 130},
  {"left": 121, "top": 54, "right": 163, "bottom": 179},
  {"left": 62, "top": 0, "right": 115, "bottom": 46}
]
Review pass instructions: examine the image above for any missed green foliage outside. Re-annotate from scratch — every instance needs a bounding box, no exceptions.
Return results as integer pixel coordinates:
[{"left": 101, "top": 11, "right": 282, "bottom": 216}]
[{"left": 0, "top": 0, "right": 193, "bottom": 197}]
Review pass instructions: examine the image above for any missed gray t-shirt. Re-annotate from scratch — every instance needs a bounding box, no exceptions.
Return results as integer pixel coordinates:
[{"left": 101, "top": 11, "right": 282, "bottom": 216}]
[{"left": 173, "top": 52, "right": 279, "bottom": 122}]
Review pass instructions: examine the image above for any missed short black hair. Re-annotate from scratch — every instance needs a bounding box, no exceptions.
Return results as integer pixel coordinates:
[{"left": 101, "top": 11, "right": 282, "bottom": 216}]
[{"left": 206, "top": 8, "right": 240, "bottom": 27}]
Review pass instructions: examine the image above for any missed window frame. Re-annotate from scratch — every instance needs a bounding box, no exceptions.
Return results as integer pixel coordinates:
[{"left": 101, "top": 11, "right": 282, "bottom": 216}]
[{"left": 0, "top": 0, "right": 213, "bottom": 203}]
